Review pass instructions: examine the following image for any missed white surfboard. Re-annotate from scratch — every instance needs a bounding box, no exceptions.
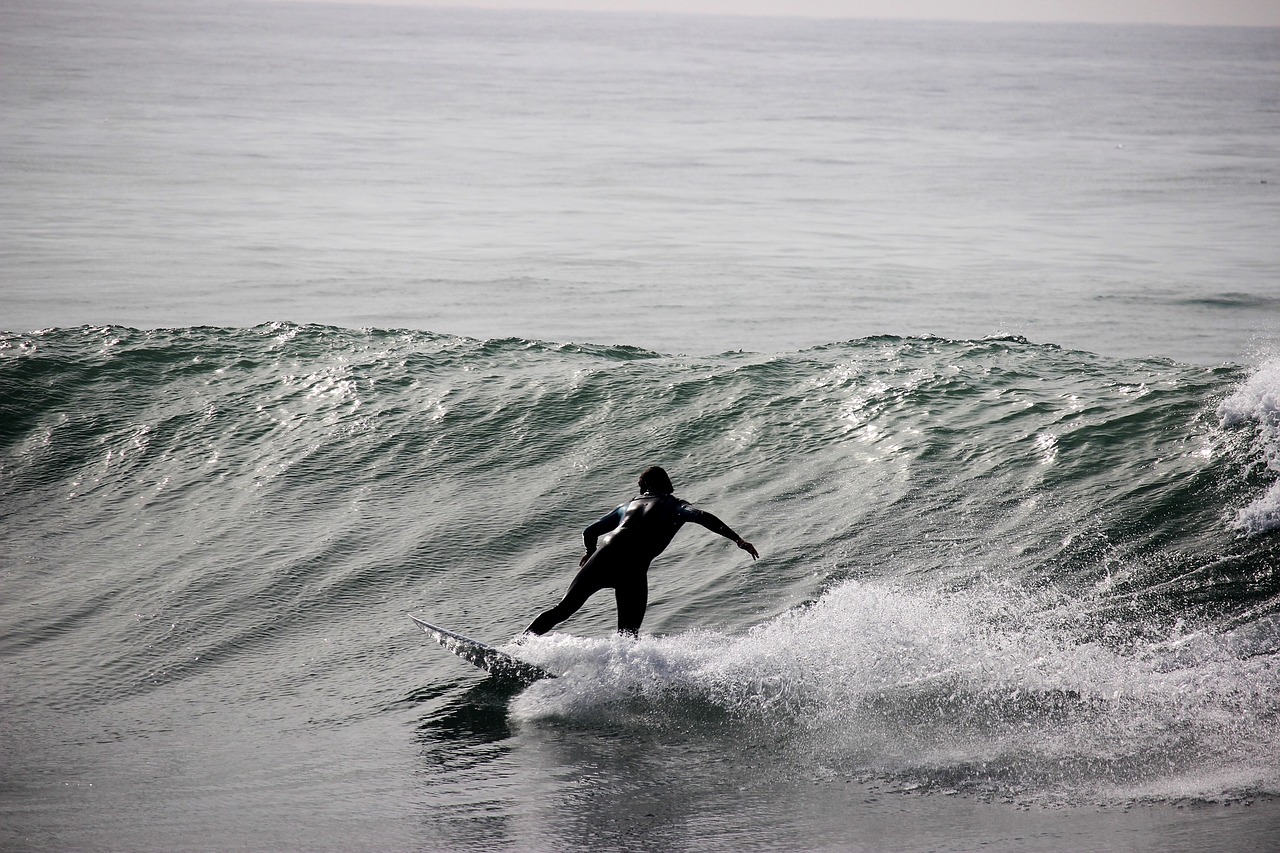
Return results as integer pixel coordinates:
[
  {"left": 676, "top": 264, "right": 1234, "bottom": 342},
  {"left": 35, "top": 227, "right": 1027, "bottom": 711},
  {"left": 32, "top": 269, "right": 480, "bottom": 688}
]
[{"left": 410, "top": 615, "right": 556, "bottom": 683}]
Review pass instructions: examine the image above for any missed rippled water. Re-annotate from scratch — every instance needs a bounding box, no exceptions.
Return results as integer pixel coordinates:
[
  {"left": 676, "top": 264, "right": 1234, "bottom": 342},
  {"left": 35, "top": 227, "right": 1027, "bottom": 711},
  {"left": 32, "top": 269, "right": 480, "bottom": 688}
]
[
  {"left": 3, "top": 326, "right": 1279, "bottom": 849},
  {"left": 2, "top": 1, "right": 1278, "bottom": 849}
]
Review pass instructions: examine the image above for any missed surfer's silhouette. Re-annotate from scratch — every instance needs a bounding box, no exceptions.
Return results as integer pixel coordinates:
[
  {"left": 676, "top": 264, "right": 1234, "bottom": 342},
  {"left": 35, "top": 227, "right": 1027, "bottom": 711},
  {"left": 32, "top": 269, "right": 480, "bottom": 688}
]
[{"left": 525, "top": 466, "right": 758, "bottom": 637}]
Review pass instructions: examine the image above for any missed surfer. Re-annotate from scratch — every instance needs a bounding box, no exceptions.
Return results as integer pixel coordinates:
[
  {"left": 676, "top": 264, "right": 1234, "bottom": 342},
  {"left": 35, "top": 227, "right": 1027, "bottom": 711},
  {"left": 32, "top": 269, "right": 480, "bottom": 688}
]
[{"left": 525, "top": 466, "right": 758, "bottom": 637}]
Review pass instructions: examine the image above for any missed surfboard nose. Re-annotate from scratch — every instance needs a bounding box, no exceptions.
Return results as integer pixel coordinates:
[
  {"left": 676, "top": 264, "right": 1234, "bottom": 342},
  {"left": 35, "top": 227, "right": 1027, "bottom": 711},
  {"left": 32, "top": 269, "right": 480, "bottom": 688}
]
[{"left": 410, "top": 615, "right": 557, "bottom": 683}]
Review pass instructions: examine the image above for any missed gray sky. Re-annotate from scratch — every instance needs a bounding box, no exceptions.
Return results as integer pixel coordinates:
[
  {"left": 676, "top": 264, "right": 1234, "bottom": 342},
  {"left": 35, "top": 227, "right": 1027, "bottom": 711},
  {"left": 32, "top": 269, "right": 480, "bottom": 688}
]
[{"left": 298, "top": 0, "right": 1280, "bottom": 27}]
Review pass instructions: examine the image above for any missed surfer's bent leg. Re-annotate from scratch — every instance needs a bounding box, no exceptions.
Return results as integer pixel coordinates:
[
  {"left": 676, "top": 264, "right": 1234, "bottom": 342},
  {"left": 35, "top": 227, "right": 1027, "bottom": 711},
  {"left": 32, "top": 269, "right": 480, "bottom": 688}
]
[{"left": 526, "top": 558, "right": 609, "bottom": 635}]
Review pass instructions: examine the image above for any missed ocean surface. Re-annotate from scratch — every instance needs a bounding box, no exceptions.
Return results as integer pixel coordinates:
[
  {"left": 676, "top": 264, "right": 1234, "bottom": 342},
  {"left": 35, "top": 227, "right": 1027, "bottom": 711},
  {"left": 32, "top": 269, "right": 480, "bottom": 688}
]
[{"left": 3, "top": 2, "right": 1280, "bottom": 852}]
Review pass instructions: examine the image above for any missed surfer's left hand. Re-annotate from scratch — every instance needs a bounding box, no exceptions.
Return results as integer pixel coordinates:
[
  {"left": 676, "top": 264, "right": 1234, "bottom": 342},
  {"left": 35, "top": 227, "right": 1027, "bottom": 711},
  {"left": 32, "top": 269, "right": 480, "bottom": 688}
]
[{"left": 737, "top": 539, "right": 759, "bottom": 560}]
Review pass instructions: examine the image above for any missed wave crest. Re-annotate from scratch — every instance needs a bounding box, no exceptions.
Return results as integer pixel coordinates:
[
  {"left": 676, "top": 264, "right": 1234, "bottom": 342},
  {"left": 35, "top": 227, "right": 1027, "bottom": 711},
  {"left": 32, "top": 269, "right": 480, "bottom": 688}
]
[{"left": 1218, "top": 358, "right": 1280, "bottom": 535}]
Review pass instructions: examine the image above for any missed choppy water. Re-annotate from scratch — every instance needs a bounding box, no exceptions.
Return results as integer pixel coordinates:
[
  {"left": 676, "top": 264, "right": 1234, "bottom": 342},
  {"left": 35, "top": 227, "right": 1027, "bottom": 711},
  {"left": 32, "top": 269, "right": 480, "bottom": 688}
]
[{"left": 2, "top": 325, "right": 1279, "bottom": 850}]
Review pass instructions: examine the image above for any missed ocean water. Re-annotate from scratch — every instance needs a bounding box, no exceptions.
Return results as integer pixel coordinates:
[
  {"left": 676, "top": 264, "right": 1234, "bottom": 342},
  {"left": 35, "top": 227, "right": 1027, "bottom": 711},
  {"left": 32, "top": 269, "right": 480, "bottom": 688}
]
[
  {"left": 3, "top": 2, "right": 1280, "bottom": 852},
  {"left": 2, "top": 0, "right": 1278, "bottom": 361},
  {"left": 4, "top": 327, "right": 1280, "bottom": 850}
]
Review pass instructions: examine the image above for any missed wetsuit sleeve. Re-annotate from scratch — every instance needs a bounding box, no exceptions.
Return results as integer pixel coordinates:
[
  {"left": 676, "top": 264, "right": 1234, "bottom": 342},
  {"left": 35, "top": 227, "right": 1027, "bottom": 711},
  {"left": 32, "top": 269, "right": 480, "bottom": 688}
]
[
  {"left": 675, "top": 502, "right": 742, "bottom": 542},
  {"left": 583, "top": 504, "right": 625, "bottom": 551}
]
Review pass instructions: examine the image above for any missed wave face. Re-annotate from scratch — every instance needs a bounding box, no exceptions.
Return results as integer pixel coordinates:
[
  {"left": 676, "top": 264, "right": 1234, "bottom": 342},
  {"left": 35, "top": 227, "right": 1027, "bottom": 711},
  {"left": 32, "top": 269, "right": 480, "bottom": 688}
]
[{"left": 3, "top": 324, "right": 1278, "bottom": 806}]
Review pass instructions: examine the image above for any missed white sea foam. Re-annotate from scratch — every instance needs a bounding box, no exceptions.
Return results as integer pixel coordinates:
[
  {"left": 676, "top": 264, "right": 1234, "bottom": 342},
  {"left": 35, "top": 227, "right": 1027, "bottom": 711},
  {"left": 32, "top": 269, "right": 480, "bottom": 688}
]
[
  {"left": 1218, "top": 358, "right": 1280, "bottom": 535},
  {"left": 509, "top": 580, "right": 1280, "bottom": 803}
]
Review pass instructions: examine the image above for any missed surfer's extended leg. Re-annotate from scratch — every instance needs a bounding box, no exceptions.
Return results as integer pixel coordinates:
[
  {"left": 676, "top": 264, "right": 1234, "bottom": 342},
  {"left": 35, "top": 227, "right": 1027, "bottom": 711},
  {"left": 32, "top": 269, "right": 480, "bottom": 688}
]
[{"left": 526, "top": 561, "right": 608, "bottom": 635}]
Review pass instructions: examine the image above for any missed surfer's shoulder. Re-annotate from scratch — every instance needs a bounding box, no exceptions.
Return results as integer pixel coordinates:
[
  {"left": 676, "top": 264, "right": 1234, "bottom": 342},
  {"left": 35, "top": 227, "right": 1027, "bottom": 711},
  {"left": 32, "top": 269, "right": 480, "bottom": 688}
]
[{"left": 670, "top": 495, "right": 700, "bottom": 516}]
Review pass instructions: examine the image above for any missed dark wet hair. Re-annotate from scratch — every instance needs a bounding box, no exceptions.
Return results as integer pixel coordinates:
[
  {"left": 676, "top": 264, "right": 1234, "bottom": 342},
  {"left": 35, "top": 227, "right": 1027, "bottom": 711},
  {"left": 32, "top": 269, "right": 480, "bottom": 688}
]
[{"left": 638, "top": 466, "right": 674, "bottom": 495}]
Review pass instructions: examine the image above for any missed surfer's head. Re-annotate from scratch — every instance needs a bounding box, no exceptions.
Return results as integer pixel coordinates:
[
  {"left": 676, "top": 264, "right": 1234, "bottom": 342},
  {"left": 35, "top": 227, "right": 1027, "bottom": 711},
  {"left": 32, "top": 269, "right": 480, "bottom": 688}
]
[{"left": 638, "top": 466, "right": 674, "bottom": 495}]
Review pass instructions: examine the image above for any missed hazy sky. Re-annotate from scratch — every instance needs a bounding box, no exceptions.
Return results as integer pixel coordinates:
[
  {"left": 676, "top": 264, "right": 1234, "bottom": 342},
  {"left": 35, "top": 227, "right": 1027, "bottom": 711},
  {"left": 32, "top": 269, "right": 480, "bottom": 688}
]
[{"left": 296, "top": 0, "right": 1280, "bottom": 27}]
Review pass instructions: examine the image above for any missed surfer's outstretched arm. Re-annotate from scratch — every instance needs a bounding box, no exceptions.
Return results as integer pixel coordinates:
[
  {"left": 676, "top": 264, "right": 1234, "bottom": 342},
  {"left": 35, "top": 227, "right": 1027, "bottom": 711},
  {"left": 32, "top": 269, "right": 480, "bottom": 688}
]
[{"left": 679, "top": 504, "right": 759, "bottom": 560}]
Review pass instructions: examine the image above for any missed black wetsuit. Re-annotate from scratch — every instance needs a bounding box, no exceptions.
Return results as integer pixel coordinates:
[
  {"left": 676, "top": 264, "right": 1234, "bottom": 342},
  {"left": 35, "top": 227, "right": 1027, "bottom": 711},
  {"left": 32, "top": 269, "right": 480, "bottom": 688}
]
[{"left": 526, "top": 492, "right": 745, "bottom": 636}]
